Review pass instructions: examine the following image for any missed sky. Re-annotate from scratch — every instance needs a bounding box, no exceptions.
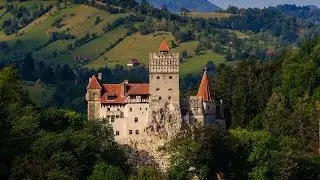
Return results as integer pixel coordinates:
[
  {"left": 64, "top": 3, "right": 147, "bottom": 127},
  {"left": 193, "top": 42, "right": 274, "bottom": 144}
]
[{"left": 210, "top": 0, "right": 320, "bottom": 9}]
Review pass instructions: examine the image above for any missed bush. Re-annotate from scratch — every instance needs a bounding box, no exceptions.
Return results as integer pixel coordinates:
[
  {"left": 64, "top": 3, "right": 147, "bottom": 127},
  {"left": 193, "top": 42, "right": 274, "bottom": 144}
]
[{"left": 95, "top": 16, "right": 101, "bottom": 25}]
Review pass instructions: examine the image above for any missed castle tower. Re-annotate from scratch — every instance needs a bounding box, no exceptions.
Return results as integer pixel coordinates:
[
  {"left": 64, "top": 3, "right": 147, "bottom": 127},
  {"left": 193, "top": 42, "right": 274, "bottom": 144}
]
[
  {"left": 86, "top": 75, "right": 102, "bottom": 120},
  {"left": 147, "top": 40, "right": 181, "bottom": 137},
  {"left": 149, "top": 40, "right": 180, "bottom": 104},
  {"left": 197, "top": 68, "right": 216, "bottom": 125}
]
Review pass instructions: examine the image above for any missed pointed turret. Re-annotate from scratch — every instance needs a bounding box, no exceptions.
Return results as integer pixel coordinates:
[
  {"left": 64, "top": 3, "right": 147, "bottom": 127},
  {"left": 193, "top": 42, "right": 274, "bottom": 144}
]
[
  {"left": 197, "top": 68, "right": 212, "bottom": 102},
  {"left": 159, "top": 39, "right": 169, "bottom": 52},
  {"left": 87, "top": 75, "right": 102, "bottom": 89}
]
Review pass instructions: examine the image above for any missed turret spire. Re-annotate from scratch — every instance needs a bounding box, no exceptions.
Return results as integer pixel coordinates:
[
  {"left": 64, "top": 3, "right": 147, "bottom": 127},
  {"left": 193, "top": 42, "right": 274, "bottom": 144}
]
[
  {"left": 197, "top": 67, "right": 212, "bottom": 102},
  {"left": 159, "top": 39, "right": 169, "bottom": 52}
]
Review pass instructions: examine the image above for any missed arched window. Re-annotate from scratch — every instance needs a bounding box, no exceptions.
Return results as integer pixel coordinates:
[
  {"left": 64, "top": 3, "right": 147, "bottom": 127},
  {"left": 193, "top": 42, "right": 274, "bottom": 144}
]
[{"left": 169, "top": 76, "right": 172, "bottom": 79}]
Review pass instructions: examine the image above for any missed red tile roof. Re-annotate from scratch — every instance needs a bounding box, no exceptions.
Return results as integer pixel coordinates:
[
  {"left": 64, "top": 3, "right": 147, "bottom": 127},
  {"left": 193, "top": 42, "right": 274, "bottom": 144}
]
[
  {"left": 100, "top": 83, "right": 149, "bottom": 104},
  {"left": 159, "top": 39, "right": 169, "bottom": 52},
  {"left": 128, "top": 59, "right": 140, "bottom": 64},
  {"left": 197, "top": 70, "right": 213, "bottom": 102},
  {"left": 127, "top": 83, "right": 149, "bottom": 95},
  {"left": 87, "top": 76, "right": 102, "bottom": 89}
]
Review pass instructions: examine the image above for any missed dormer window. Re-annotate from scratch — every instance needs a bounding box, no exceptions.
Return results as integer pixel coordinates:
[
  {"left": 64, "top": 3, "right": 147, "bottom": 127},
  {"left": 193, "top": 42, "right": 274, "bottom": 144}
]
[
  {"left": 107, "top": 96, "right": 116, "bottom": 100},
  {"left": 107, "top": 93, "right": 116, "bottom": 100}
]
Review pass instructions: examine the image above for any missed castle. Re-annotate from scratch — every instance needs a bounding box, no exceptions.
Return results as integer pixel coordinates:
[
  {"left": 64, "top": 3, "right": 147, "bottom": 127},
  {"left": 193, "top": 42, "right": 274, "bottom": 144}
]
[{"left": 86, "top": 40, "right": 226, "bottom": 141}]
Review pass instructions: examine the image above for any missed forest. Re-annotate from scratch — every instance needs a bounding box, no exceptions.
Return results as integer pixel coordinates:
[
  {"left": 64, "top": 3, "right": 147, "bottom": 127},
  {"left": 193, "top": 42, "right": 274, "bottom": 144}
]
[{"left": 1, "top": 0, "right": 320, "bottom": 179}]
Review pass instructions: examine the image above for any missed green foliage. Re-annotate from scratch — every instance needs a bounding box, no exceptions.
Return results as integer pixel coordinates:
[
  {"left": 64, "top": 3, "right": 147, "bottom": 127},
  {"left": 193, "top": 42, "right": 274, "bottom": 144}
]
[
  {"left": 167, "top": 126, "right": 320, "bottom": 179},
  {"left": 130, "top": 165, "right": 166, "bottom": 180},
  {"left": 0, "top": 67, "right": 129, "bottom": 179},
  {"left": 89, "top": 163, "right": 127, "bottom": 180},
  {"left": 166, "top": 125, "right": 230, "bottom": 179},
  {"left": 95, "top": 16, "right": 101, "bottom": 25}
]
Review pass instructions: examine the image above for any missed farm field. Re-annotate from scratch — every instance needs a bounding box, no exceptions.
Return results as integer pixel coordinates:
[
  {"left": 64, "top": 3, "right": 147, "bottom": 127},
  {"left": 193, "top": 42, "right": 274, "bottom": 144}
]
[
  {"left": 87, "top": 33, "right": 204, "bottom": 69},
  {"left": 50, "top": 26, "right": 128, "bottom": 65},
  {"left": 180, "top": 50, "right": 226, "bottom": 77}
]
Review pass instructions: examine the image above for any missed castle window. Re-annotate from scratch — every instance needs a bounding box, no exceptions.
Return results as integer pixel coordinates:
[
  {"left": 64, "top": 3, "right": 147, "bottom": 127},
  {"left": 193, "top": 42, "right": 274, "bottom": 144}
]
[
  {"left": 156, "top": 88, "right": 160, "bottom": 91},
  {"left": 134, "top": 117, "right": 138, "bottom": 122},
  {"left": 169, "top": 76, "right": 172, "bottom": 79},
  {"left": 159, "top": 97, "right": 162, "bottom": 100},
  {"left": 146, "top": 108, "right": 148, "bottom": 110},
  {"left": 116, "top": 131, "right": 120, "bottom": 136},
  {"left": 130, "top": 108, "right": 132, "bottom": 112},
  {"left": 93, "top": 92, "right": 96, "bottom": 95},
  {"left": 168, "top": 88, "right": 172, "bottom": 91},
  {"left": 107, "top": 115, "right": 110, "bottom": 119},
  {"left": 116, "top": 115, "right": 119, "bottom": 118},
  {"left": 111, "top": 115, "right": 115, "bottom": 122},
  {"left": 129, "top": 130, "right": 133, "bottom": 135},
  {"left": 157, "top": 76, "right": 160, "bottom": 79},
  {"left": 135, "top": 130, "right": 139, "bottom": 135},
  {"left": 117, "top": 108, "right": 120, "bottom": 111},
  {"left": 102, "top": 118, "right": 107, "bottom": 123},
  {"left": 168, "top": 96, "right": 171, "bottom": 100},
  {"left": 140, "top": 108, "right": 142, "bottom": 110}
]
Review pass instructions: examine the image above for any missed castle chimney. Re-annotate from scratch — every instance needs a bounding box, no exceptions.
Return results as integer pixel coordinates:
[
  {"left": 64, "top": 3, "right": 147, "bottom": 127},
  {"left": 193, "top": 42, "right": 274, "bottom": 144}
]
[
  {"left": 97, "top": 73, "right": 102, "bottom": 80},
  {"left": 121, "top": 80, "right": 129, "bottom": 97}
]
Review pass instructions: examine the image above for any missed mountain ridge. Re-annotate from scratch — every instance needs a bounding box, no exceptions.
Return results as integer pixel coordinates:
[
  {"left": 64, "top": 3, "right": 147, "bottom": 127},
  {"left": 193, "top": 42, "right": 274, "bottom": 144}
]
[
  {"left": 210, "top": 0, "right": 320, "bottom": 9},
  {"left": 137, "top": 0, "right": 221, "bottom": 12}
]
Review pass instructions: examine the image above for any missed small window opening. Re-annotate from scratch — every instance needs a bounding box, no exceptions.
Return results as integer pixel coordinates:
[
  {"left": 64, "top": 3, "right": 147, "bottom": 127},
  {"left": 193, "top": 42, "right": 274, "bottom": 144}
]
[
  {"left": 130, "top": 108, "right": 132, "bottom": 112},
  {"left": 156, "top": 88, "right": 160, "bottom": 91},
  {"left": 168, "top": 96, "right": 171, "bottom": 100},
  {"left": 157, "top": 76, "right": 160, "bottom": 79},
  {"left": 116, "top": 131, "right": 120, "bottom": 136},
  {"left": 135, "top": 130, "right": 139, "bottom": 135},
  {"left": 159, "top": 97, "right": 162, "bottom": 100},
  {"left": 129, "top": 130, "right": 133, "bottom": 135},
  {"left": 134, "top": 117, "right": 138, "bottom": 122},
  {"left": 169, "top": 76, "right": 172, "bottom": 79}
]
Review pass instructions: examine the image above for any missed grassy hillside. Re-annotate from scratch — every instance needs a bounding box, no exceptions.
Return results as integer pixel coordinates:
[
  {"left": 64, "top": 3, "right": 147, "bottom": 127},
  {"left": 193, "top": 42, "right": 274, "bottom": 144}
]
[
  {"left": 87, "top": 32, "right": 227, "bottom": 76},
  {"left": 0, "top": 2, "right": 229, "bottom": 76}
]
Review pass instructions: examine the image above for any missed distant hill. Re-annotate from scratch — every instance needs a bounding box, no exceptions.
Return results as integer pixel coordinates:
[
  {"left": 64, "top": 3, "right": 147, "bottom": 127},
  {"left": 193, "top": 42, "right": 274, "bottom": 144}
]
[
  {"left": 137, "top": 0, "right": 221, "bottom": 13},
  {"left": 210, "top": 0, "right": 320, "bottom": 9}
]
